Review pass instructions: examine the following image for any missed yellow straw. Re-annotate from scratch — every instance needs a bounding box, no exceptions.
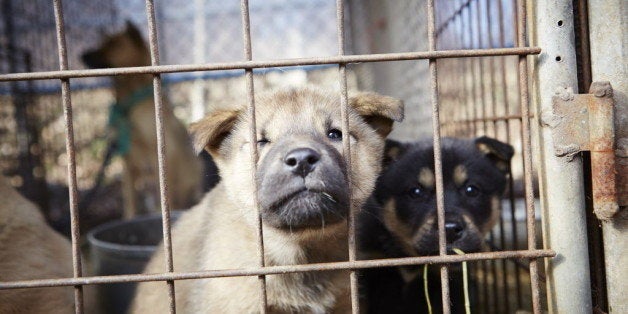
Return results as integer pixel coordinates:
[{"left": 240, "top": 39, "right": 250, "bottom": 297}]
[
  {"left": 452, "top": 248, "right": 471, "bottom": 314},
  {"left": 423, "top": 264, "right": 433, "bottom": 314}
]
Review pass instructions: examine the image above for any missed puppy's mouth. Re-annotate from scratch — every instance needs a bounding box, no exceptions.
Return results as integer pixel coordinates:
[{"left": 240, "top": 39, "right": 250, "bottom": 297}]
[{"left": 261, "top": 188, "right": 348, "bottom": 231}]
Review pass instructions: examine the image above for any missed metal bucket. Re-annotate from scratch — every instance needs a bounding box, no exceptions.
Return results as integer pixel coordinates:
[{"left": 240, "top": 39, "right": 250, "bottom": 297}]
[{"left": 87, "top": 212, "right": 180, "bottom": 313}]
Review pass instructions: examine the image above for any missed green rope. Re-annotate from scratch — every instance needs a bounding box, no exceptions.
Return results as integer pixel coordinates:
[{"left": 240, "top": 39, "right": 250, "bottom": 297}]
[{"left": 108, "top": 85, "right": 153, "bottom": 155}]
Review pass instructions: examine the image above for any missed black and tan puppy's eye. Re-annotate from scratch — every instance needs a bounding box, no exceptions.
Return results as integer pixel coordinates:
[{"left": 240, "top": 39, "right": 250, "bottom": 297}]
[
  {"left": 327, "top": 129, "right": 342, "bottom": 140},
  {"left": 464, "top": 184, "right": 480, "bottom": 197},
  {"left": 408, "top": 186, "right": 425, "bottom": 198}
]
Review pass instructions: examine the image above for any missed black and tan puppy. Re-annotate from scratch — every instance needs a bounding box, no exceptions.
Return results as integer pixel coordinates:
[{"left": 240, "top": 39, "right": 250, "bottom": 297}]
[
  {"left": 359, "top": 136, "right": 514, "bottom": 313},
  {"left": 131, "top": 87, "right": 403, "bottom": 313}
]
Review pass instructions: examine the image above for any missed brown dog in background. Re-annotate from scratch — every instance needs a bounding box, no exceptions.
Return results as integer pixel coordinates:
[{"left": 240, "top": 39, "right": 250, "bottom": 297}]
[
  {"left": 82, "top": 22, "right": 202, "bottom": 217},
  {"left": 131, "top": 87, "right": 404, "bottom": 313},
  {"left": 0, "top": 176, "right": 98, "bottom": 313}
]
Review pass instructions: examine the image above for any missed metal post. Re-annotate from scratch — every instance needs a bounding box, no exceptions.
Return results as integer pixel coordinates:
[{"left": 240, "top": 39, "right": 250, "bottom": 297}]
[
  {"left": 588, "top": 1, "right": 628, "bottom": 313},
  {"left": 530, "top": 1, "right": 592, "bottom": 313}
]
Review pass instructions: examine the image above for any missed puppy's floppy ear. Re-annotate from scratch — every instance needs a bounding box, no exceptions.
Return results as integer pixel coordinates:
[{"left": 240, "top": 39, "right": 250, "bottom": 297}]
[
  {"left": 383, "top": 139, "right": 406, "bottom": 167},
  {"left": 474, "top": 136, "right": 514, "bottom": 172},
  {"left": 189, "top": 109, "right": 241, "bottom": 158},
  {"left": 349, "top": 92, "right": 404, "bottom": 138},
  {"left": 125, "top": 20, "right": 144, "bottom": 45}
]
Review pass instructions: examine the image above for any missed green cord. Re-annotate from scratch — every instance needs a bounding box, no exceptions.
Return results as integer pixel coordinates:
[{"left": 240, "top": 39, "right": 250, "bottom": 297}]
[{"left": 108, "top": 85, "right": 153, "bottom": 155}]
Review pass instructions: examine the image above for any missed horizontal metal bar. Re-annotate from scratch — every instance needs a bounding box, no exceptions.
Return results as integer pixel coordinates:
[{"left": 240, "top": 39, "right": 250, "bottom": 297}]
[
  {"left": 0, "top": 249, "right": 554, "bottom": 290},
  {"left": 0, "top": 47, "right": 541, "bottom": 82},
  {"left": 441, "top": 114, "right": 534, "bottom": 125}
]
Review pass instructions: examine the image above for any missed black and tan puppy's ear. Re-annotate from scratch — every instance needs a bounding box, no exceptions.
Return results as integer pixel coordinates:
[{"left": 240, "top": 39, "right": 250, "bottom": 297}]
[
  {"left": 474, "top": 136, "right": 515, "bottom": 172},
  {"left": 125, "top": 20, "right": 145, "bottom": 46},
  {"left": 383, "top": 139, "right": 406, "bottom": 167},
  {"left": 349, "top": 92, "right": 404, "bottom": 138},
  {"left": 189, "top": 109, "right": 241, "bottom": 158}
]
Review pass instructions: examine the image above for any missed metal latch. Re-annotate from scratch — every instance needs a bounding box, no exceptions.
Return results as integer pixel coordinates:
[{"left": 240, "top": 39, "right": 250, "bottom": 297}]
[{"left": 547, "top": 81, "right": 621, "bottom": 221}]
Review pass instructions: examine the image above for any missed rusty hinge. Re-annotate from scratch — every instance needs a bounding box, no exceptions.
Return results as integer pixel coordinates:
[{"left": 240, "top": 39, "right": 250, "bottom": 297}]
[{"left": 544, "top": 81, "right": 622, "bottom": 221}]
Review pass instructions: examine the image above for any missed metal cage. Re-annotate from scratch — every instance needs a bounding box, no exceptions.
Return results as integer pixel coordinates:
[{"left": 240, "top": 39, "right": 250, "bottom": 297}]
[{"left": 2, "top": 0, "right": 624, "bottom": 313}]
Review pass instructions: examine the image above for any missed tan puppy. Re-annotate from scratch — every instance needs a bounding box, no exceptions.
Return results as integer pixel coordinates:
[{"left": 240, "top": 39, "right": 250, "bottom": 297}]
[
  {"left": 131, "top": 87, "right": 403, "bottom": 313},
  {"left": 82, "top": 22, "right": 202, "bottom": 217},
  {"left": 0, "top": 176, "right": 78, "bottom": 313}
]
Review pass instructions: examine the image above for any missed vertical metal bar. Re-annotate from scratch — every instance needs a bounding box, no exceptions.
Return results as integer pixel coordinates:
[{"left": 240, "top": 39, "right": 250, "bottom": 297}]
[
  {"left": 457, "top": 3, "right": 483, "bottom": 308},
  {"left": 466, "top": 1, "right": 478, "bottom": 135},
  {"left": 530, "top": 0, "right": 593, "bottom": 312},
  {"left": 51, "top": 1, "right": 83, "bottom": 313},
  {"left": 499, "top": 0, "right": 524, "bottom": 308},
  {"left": 335, "top": 1, "right": 359, "bottom": 313},
  {"left": 481, "top": 257, "right": 490, "bottom": 311},
  {"left": 239, "top": 1, "right": 268, "bottom": 312},
  {"left": 453, "top": 2, "right": 464, "bottom": 137},
  {"left": 485, "top": 1, "right": 507, "bottom": 312},
  {"left": 427, "top": 1, "right": 451, "bottom": 313},
  {"left": 587, "top": 1, "right": 627, "bottom": 312},
  {"left": 475, "top": 0, "right": 488, "bottom": 135},
  {"left": 144, "top": 1, "right": 176, "bottom": 312},
  {"left": 515, "top": 1, "right": 541, "bottom": 313},
  {"left": 494, "top": 0, "right": 519, "bottom": 311},
  {"left": 459, "top": 0, "right": 473, "bottom": 136}
]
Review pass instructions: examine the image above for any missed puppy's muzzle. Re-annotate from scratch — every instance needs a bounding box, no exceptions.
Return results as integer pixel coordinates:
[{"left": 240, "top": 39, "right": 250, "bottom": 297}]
[
  {"left": 284, "top": 147, "right": 320, "bottom": 178},
  {"left": 257, "top": 137, "right": 349, "bottom": 230}
]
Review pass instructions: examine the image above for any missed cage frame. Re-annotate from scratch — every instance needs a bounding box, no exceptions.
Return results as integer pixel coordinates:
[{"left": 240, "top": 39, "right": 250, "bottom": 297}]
[{"left": 0, "top": 0, "right": 564, "bottom": 313}]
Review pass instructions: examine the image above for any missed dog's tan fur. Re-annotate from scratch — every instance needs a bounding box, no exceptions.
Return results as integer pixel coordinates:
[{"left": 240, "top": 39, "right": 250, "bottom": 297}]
[
  {"left": 83, "top": 23, "right": 202, "bottom": 217},
  {"left": 0, "top": 176, "right": 96, "bottom": 313},
  {"left": 131, "top": 87, "right": 403, "bottom": 313}
]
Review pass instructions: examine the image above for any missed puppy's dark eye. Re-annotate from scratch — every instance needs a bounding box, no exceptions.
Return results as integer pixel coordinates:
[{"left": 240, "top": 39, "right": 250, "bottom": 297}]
[
  {"left": 257, "top": 138, "right": 270, "bottom": 146},
  {"left": 408, "top": 186, "right": 424, "bottom": 198},
  {"left": 327, "top": 129, "right": 342, "bottom": 140},
  {"left": 464, "top": 184, "right": 480, "bottom": 197}
]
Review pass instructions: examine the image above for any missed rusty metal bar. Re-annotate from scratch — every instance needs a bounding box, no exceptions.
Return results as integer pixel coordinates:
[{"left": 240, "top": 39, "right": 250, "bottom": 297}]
[
  {"left": 143, "top": 1, "right": 176, "bottom": 312},
  {"left": 499, "top": 0, "right": 524, "bottom": 308},
  {"left": 485, "top": 0, "right": 508, "bottom": 311},
  {"left": 588, "top": 83, "right": 618, "bottom": 220},
  {"left": 427, "top": 1, "right": 451, "bottom": 313},
  {"left": 51, "top": 1, "right": 83, "bottom": 313},
  {"left": 466, "top": 3, "right": 479, "bottom": 135},
  {"left": 475, "top": 0, "right": 488, "bottom": 135},
  {"left": 493, "top": 6, "right": 514, "bottom": 310},
  {"left": 485, "top": 0, "right": 498, "bottom": 139},
  {"left": 0, "top": 249, "right": 556, "bottom": 290},
  {"left": 334, "top": 0, "right": 359, "bottom": 313},
  {"left": 239, "top": 0, "right": 268, "bottom": 312},
  {"left": 516, "top": 1, "right": 541, "bottom": 313},
  {"left": 440, "top": 114, "right": 534, "bottom": 125},
  {"left": 0, "top": 47, "right": 541, "bottom": 82},
  {"left": 458, "top": 0, "right": 473, "bottom": 136}
]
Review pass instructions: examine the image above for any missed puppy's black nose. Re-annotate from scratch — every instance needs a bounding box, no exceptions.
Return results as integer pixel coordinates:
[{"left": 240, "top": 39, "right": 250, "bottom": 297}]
[
  {"left": 445, "top": 220, "right": 465, "bottom": 242},
  {"left": 284, "top": 148, "right": 320, "bottom": 177}
]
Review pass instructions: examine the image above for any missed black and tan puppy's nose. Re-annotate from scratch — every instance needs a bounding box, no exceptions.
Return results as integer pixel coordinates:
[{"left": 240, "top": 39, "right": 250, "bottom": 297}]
[
  {"left": 284, "top": 148, "right": 321, "bottom": 177},
  {"left": 445, "top": 220, "right": 465, "bottom": 242}
]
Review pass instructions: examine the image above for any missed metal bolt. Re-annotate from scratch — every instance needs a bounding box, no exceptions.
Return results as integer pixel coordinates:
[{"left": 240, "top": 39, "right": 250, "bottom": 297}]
[{"left": 590, "top": 81, "right": 613, "bottom": 97}]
